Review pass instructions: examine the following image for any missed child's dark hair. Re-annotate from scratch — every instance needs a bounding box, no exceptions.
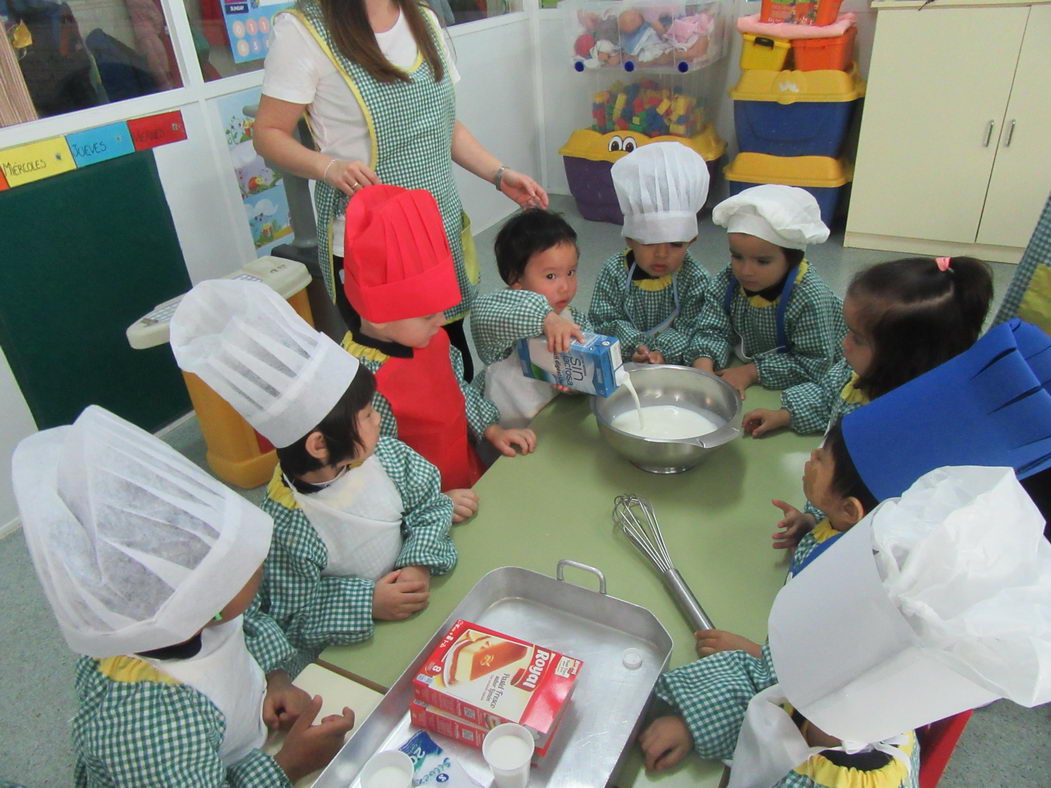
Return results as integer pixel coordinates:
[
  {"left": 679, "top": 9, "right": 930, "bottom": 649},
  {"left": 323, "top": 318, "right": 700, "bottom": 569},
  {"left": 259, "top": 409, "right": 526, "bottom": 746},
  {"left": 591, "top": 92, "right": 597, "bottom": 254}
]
[
  {"left": 783, "top": 248, "right": 805, "bottom": 267},
  {"left": 847, "top": 256, "right": 993, "bottom": 400},
  {"left": 494, "top": 209, "right": 578, "bottom": 285},
  {"left": 276, "top": 366, "right": 377, "bottom": 492},
  {"left": 824, "top": 420, "right": 878, "bottom": 514}
]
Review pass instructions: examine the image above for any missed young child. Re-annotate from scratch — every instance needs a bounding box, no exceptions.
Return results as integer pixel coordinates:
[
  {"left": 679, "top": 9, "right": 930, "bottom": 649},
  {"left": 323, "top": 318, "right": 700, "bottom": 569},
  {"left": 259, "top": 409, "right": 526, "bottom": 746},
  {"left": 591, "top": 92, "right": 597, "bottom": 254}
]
[
  {"left": 171, "top": 279, "right": 459, "bottom": 671},
  {"left": 469, "top": 209, "right": 592, "bottom": 430},
  {"left": 689, "top": 316, "right": 1051, "bottom": 670},
  {"left": 589, "top": 141, "right": 711, "bottom": 366},
  {"left": 689, "top": 185, "right": 845, "bottom": 397},
  {"left": 642, "top": 465, "right": 1051, "bottom": 787},
  {"left": 338, "top": 184, "right": 535, "bottom": 492},
  {"left": 12, "top": 406, "right": 355, "bottom": 785},
  {"left": 744, "top": 256, "right": 994, "bottom": 437}
]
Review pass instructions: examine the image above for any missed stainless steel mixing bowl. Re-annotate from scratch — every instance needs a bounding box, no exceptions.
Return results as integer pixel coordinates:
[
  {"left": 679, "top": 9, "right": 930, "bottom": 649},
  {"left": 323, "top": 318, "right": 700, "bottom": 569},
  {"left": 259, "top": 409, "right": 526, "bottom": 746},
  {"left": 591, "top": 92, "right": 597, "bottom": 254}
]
[{"left": 592, "top": 364, "right": 743, "bottom": 473}]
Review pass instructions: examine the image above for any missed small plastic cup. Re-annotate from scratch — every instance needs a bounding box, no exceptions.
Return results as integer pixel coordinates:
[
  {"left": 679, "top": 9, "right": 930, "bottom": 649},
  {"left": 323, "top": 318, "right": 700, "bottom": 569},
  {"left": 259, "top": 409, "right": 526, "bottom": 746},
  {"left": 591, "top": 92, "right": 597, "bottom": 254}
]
[
  {"left": 482, "top": 722, "right": 535, "bottom": 788},
  {"left": 360, "top": 749, "right": 414, "bottom": 788}
]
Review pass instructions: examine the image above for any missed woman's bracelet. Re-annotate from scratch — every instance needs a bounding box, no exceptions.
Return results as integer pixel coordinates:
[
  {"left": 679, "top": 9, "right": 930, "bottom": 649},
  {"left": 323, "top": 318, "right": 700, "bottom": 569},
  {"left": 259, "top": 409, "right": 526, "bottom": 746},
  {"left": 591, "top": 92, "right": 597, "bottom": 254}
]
[
  {"left": 322, "top": 158, "right": 339, "bottom": 184},
  {"left": 492, "top": 165, "right": 507, "bottom": 192}
]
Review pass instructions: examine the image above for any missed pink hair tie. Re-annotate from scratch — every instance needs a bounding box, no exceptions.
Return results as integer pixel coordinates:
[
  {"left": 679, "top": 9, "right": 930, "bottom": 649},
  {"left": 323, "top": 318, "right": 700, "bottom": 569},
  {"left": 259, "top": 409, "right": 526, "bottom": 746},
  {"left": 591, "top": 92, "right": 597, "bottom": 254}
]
[{"left": 935, "top": 256, "right": 952, "bottom": 272}]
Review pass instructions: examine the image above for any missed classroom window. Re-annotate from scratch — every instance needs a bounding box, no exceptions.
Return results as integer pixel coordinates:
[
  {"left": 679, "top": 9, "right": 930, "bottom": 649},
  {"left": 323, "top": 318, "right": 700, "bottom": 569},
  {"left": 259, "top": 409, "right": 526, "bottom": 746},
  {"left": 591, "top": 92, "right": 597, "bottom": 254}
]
[
  {"left": 0, "top": 0, "right": 184, "bottom": 126},
  {"left": 186, "top": 0, "right": 272, "bottom": 82}
]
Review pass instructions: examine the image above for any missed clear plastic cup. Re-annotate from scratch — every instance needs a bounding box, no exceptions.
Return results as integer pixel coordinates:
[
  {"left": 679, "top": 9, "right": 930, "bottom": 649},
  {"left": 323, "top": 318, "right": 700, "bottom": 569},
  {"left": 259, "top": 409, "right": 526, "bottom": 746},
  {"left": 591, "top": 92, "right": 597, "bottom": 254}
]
[
  {"left": 482, "top": 722, "right": 535, "bottom": 788},
  {"left": 360, "top": 749, "right": 414, "bottom": 788}
]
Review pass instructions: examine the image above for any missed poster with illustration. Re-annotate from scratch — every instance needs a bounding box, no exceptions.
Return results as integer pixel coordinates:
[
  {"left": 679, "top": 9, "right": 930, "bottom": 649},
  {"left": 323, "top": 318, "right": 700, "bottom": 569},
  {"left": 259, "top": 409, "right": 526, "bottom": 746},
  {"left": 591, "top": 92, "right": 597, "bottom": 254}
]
[
  {"left": 221, "top": 0, "right": 295, "bottom": 63},
  {"left": 214, "top": 88, "right": 293, "bottom": 255}
]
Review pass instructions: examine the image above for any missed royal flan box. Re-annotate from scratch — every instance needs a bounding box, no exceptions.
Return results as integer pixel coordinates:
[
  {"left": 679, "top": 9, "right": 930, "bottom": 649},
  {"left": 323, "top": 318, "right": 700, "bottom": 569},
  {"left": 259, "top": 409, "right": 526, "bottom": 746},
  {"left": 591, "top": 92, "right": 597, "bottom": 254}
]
[
  {"left": 409, "top": 699, "right": 565, "bottom": 758},
  {"left": 412, "top": 620, "right": 583, "bottom": 748},
  {"left": 516, "top": 331, "right": 625, "bottom": 397}
]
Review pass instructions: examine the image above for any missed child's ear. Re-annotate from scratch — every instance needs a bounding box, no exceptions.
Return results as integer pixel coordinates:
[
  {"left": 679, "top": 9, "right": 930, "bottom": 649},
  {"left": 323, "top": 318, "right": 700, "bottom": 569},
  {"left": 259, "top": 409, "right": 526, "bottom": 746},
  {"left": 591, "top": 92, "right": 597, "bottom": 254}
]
[
  {"left": 304, "top": 431, "right": 329, "bottom": 462},
  {"left": 841, "top": 496, "right": 867, "bottom": 526},
  {"left": 509, "top": 278, "right": 522, "bottom": 290}
]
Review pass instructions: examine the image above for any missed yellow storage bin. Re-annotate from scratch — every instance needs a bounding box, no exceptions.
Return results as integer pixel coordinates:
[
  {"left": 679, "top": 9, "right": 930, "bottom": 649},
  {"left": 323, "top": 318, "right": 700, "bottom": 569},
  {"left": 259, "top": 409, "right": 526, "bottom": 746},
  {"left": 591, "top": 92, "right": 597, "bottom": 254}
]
[
  {"left": 740, "top": 33, "right": 791, "bottom": 71},
  {"left": 730, "top": 64, "right": 865, "bottom": 104},
  {"left": 724, "top": 153, "right": 853, "bottom": 225}
]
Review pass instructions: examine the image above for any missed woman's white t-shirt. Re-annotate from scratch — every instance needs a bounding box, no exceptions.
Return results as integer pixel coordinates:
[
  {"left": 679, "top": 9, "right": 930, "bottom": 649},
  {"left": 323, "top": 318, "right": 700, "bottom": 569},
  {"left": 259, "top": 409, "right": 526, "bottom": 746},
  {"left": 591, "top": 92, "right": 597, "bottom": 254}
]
[{"left": 262, "top": 10, "right": 459, "bottom": 256}]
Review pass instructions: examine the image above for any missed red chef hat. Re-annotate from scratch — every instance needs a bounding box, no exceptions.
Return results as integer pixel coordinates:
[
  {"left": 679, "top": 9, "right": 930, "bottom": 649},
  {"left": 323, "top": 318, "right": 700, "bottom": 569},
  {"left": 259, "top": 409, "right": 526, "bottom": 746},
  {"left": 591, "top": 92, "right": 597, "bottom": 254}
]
[{"left": 343, "top": 185, "right": 461, "bottom": 322}]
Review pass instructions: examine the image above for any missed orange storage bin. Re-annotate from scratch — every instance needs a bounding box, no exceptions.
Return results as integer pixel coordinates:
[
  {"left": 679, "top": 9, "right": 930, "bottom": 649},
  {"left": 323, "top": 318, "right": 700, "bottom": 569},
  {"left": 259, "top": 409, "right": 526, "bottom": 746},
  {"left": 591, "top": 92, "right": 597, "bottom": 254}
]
[
  {"left": 760, "top": 0, "right": 843, "bottom": 27},
  {"left": 792, "top": 26, "right": 856, "bottom": 71}
]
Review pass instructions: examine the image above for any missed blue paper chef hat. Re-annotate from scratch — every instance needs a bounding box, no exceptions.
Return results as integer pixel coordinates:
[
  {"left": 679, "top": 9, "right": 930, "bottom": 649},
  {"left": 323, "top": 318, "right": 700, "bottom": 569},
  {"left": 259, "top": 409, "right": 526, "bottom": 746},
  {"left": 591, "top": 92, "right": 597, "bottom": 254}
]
[{"left": 842, "top": 319, "right": 1051, "bottom": 501}]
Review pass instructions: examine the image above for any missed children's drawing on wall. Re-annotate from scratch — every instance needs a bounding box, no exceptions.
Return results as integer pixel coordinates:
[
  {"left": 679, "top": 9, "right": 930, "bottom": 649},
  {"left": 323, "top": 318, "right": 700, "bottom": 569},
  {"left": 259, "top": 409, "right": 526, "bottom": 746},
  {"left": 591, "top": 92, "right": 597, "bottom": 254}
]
[{"left": 214, "top": 87, "right": 293, "bottom": 255}]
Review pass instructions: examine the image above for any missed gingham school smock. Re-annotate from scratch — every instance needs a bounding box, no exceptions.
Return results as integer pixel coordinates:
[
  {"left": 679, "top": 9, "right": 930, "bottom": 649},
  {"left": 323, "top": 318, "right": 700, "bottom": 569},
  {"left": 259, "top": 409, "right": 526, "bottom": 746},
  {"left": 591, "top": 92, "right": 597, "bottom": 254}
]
[
  {"left": 589, "top": 250, "right": 709, "bottom": 365},
  {"left": 687, "top": 263, "right": 846, "bottom": 389},
  {"left": 469, "top": 288, "right": 593, "bottom": 393},
  {"left": 71, "top": 622, "right": 296, "bottom": 787},
  {"left": 781, "top": 359, "right": 869, "bottom": 435},
  {"left": 256, "top": 437, "right": 456, "bottom": 668}
]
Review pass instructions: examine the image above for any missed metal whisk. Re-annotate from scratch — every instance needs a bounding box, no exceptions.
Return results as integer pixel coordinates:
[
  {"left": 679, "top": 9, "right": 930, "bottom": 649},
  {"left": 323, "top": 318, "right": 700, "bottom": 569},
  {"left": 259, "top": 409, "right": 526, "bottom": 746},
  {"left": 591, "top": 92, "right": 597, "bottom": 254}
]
[{"left": 613, "top": 494, "right": 714, "bottom": 632}]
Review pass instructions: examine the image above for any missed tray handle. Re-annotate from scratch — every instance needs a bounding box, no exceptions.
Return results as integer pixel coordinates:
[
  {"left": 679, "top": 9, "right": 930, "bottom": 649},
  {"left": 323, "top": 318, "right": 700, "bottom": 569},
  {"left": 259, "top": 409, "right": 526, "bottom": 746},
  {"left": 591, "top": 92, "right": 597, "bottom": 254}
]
[{"left": 556, "top": 559, "right": 607, "bottom": 595}]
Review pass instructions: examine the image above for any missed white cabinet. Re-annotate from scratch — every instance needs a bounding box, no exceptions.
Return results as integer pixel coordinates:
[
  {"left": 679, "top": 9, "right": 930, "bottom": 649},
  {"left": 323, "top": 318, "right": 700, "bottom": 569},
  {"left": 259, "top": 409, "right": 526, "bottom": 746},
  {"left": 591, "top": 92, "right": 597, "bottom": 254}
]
[{"left": 845, "top": 2, "right": 1051, "bottom": 263}]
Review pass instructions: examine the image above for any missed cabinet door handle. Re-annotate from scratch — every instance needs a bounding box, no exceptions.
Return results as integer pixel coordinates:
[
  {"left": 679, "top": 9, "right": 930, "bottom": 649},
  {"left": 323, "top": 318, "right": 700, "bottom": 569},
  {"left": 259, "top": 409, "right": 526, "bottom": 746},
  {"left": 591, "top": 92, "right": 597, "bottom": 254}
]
[
  {"left": 1004, "top": 119, "right": 1016, "bottom": 148},
  {"left": 983, "top": 121, "right": 995, "bottom": 147}
]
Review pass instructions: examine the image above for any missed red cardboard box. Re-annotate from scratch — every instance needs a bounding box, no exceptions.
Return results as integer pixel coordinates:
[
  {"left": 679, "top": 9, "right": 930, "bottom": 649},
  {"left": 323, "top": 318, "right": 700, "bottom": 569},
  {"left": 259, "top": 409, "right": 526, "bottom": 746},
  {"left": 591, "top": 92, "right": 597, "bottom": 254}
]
[
  {"left": 412, "top": 620, "right": 582, "bottom": 749},
  {"left": 410, "top": 699, "right": 566, "bottom": 758}
]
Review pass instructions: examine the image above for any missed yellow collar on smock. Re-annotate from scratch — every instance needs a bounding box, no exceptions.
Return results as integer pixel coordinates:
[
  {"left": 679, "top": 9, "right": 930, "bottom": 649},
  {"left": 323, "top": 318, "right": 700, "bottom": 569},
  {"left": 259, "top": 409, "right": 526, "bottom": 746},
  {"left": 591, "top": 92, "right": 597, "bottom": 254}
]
[
  {"left": 745, "top": 260, "right": 809, "bottom": 308},
  {"left": 97, "top": 655, "right": 180, "bottom": 685},
  {"left": 625, "top": 251, "right": 675, "bottom": 292},
  {"left": 839, "top": 372, "right": 870, "bottom": 406}
]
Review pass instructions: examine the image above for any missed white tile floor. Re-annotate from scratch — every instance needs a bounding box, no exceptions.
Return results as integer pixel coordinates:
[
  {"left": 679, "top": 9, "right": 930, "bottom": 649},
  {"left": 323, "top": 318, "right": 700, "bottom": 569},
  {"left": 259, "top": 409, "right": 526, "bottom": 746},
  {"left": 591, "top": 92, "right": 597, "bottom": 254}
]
[{"left": 0, "top": 195, "right": 1046, "bottom": 787}]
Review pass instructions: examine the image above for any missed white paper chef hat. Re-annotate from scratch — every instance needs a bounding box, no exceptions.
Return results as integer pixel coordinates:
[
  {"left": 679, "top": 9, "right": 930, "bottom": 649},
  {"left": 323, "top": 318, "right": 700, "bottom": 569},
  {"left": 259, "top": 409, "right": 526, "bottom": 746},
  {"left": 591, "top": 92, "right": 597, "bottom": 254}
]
[
  {"left": 170, "top": 279, "right": 360, "bottom": 448},
  {"left": 611, "top": 141, "right": 710, "bottom": 244},
  {"left": 12, "top": 405, "right": 273, "bottom": 658},
  {"left": 712, "top": 185, "right": 829, "bottom": 250},
  {"left": 729, "top": 466, "right": 1051, "bottom": 787}
]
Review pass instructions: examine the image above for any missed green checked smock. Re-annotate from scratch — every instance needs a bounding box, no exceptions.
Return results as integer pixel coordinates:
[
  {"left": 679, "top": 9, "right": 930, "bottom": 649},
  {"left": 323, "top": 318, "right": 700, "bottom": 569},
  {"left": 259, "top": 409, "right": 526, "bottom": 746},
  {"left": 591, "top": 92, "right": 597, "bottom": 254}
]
[
  {"left": 72, "top": 624, "right": 295, "bottom": 787},
  {"left": 656, "top": 645, "right": 919, "bottom": 787},
  {"left": 781, "top": 359, "right": 869, "bottom": 435},
  {"left": 469, "top": 288, "right": 593, "bottom": 393},
  {"left": 291, "top": 0, "right": 478, "bottom": 321},
  {"left": 255, "top": 437, "right": 456, "bottom": 669},
  {"left": 995, "top": 191, "right": 1051, "bottom": 332},
  {"left": 589, "top": 250, "right": 710, "bottom": 365},
  {"left": 687, "top": 263, "right": 846, "bottom": 389}
]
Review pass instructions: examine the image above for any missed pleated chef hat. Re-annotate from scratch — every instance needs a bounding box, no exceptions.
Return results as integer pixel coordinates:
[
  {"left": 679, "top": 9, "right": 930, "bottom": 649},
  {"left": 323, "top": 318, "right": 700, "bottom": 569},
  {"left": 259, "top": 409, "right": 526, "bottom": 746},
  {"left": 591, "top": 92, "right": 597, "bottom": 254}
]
[
  {"left": 343, "top": 184, "right": 461, "bottom": 322},
  {"left": 712, "top": 184, "right": 829, "bottom": 250},
  {"left": 729, "top": 466, "right": 1051, "bottom": 787},
  {"left": 170, "top": 278, "right": 360, "bottom": 448},
  {"left": 612, "top": 141, "right": 710, "bottom": 244},
  {"left": 11, "top": 405, "right": 273, "bottom": 658},
  {"left": 842, "top": 319, "right": 1051, "bottom": 501}
]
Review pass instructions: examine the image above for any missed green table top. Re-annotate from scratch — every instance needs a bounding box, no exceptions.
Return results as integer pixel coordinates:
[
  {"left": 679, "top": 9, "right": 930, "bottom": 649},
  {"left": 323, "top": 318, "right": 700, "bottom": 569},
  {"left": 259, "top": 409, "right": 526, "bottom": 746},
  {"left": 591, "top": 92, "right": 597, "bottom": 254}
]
[{"left": 322, "top": 387, "right": 817, "bottom": 786}]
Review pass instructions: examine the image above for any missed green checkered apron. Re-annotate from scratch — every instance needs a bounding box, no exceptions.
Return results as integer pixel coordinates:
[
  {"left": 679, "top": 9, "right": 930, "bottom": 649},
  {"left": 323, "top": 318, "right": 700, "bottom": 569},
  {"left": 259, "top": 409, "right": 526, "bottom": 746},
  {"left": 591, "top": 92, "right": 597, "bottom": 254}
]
[{"left": 290, "top": 0, "right": 478, "bottom": 321}]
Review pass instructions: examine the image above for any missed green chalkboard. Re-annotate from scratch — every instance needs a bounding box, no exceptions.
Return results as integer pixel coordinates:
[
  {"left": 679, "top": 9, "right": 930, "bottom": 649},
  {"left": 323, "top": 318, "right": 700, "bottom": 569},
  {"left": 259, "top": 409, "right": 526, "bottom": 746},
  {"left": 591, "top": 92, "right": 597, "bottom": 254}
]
[{"left": 0, "top": 150, "right": 191, "bottom": 431}]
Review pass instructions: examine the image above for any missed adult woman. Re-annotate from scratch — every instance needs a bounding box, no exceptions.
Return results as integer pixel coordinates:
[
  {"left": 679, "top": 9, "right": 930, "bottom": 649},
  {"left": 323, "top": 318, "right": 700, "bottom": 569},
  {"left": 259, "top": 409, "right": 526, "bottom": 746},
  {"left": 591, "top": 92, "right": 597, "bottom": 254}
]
[{"left": 254, "top": 0, "right": 548, "bottom": 377}]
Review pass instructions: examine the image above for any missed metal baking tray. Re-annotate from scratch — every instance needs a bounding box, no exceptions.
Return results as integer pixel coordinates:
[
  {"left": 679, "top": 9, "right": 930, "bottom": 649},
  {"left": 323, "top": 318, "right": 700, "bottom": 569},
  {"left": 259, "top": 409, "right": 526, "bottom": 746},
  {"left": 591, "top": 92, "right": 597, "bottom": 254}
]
[{"left": 314, "top": 560, "right": 673, "bottom": 787}]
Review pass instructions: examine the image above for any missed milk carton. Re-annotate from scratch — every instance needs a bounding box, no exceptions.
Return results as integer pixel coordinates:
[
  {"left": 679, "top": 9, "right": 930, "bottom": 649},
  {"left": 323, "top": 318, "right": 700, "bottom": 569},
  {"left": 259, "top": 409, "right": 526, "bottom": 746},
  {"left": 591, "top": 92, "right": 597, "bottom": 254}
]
[{"left": 515, "top": 332, "right": 625, "bottom": 397}]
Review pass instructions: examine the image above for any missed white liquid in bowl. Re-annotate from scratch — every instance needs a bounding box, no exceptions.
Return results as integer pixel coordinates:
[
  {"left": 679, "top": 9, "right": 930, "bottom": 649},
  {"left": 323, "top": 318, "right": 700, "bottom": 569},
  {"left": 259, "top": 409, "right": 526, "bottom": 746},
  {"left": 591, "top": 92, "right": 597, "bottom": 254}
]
[{"left": 611, "top": 405, "right": 722, "bottom": 440}]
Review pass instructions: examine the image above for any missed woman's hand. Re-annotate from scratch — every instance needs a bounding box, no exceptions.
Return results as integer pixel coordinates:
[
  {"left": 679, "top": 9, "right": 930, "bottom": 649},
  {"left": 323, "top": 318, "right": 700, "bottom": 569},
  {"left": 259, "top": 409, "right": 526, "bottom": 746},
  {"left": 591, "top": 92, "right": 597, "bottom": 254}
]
[
  {"left": 499, "top": 168, "right": 549, "bottom": 210},
  {"left": 322, "top": 159, "right": 381, "bottom": 198}
]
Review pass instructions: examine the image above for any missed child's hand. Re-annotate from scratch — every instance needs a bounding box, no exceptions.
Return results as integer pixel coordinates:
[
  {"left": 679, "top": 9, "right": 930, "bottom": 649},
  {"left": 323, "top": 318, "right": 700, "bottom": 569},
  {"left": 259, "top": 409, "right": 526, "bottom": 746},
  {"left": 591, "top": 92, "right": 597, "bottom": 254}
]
[
  {"left": 694, "top": 629, "right": 762, "bottom": 659},
  {"left": 396, "top": 565, "right": 431, "bottom": 590},
  {"left": 263, "top": 670, "right": 313, "bottom": 731},
  {"left": 632, "top": 345, "right": 665, "bottom": 365},
  {"left": 542, "top": 311, "right": 585, "bottom": 354},
  {"left": 771, "top": 499, "right": 817, "bottom": 550},
  {"left": 718, "top": 363, "right": 758, "bottom": 399},
  {"left": 484, "top": 425, "right": 537, "bottom": 457},
  {"left": 640, "top": 715, "right": 693, "bottom": 772},
  {"left": 274, "top": 695, "right": 355, "bottom": 783},
  {"left": 445, "top": 488, "right": 479, "bottom": 523},
  {"left": 743, "top": 407, "right": 791, "bottom": 438},
  {"left": 372, "top": 570, "right": 429, "bottom": 620},
  {"left": 691, "top": 357, "right": 715, "bottom": 374}
]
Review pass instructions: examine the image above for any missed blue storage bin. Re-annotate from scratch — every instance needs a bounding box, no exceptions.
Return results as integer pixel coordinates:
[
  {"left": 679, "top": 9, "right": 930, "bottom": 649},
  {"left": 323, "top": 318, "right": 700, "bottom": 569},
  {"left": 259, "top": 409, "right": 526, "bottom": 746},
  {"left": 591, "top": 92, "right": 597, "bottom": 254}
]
[
  {"left": 724, "top": 153, "right": 853, "bottom": 226},
  {"left": 730, "top": 67, "right": 865, "bottom": 158}
]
